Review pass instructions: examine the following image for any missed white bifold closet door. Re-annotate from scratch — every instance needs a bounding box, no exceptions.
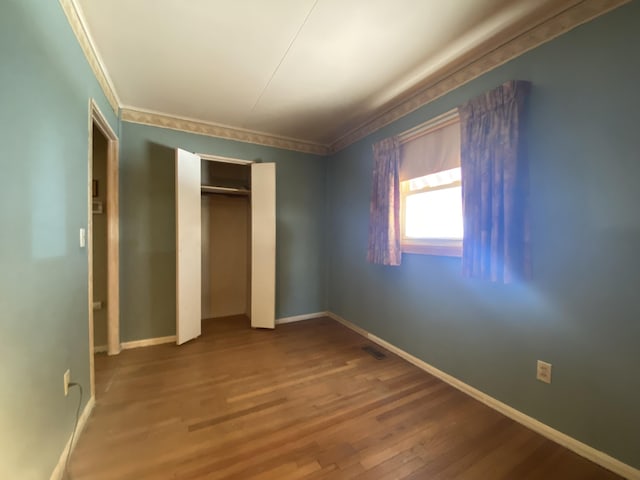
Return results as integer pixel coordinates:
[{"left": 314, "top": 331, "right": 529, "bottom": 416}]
[
  {"left": 175, "top": 148, "right": 202, "bottom": 344},
  {"left": 175, "top": 149, "right": 276, "bottom": 344},
  {"left": 250, "top": 162, "right": 276, "bottom": 329}
]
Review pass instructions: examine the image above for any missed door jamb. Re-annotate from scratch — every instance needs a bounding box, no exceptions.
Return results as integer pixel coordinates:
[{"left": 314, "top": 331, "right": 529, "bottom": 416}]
[{"left": 88, "top": 99, "right": 120, "bottom": 397}]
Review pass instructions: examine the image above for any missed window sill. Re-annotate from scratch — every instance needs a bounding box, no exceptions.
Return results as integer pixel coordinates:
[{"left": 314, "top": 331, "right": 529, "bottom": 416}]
[{"left": 402, "top": 241, "right": 462, "bottom": 257}]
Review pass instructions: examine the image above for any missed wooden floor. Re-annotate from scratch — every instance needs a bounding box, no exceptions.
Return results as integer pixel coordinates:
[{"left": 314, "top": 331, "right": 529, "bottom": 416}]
[{"left": 71, "top": 316, "right": 620, "bottom": 480}]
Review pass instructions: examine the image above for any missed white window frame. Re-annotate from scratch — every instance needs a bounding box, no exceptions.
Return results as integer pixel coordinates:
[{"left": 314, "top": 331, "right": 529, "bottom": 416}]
[{"left": 398, "top": 110, "right": 462, "bottom": 257}]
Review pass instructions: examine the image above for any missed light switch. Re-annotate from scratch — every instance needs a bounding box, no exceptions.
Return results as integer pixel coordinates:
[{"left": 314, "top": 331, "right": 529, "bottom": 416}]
[{"left": 79, "top": 228, "right": 86, "bottom": 248}]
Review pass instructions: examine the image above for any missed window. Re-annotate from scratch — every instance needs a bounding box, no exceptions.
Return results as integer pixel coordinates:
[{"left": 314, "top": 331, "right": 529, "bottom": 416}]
[
  {"left": 399, "top": 111, "right": 462, "bottom": 257},
  {"left": 401, "top": 167, "right": 462, "bottom": 256}
]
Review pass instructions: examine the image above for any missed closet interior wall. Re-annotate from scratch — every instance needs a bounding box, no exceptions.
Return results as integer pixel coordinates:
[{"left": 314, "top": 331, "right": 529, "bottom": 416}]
[{"left": 200, "top": 161, "right": 251, "bottom": 320}]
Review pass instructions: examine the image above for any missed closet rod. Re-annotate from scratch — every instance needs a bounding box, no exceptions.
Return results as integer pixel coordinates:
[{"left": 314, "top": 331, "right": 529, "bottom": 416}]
[
  {"left": 198, "top": 153, "right": 254, "bottom": 165},
  {"left": 201, "top": 185, "right": 250, "bottom": 196}
]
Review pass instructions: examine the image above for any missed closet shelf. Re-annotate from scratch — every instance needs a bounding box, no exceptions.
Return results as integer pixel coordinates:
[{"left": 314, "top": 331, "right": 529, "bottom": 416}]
[{"left": 201, "top": 185, "right": 250, "bottom": 196}]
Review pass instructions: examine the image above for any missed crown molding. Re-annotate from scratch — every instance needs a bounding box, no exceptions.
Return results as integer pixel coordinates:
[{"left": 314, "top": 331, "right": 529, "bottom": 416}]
[
  {"left": 120, "top": 107, "right": 331, "bottom": 156},
  {"left": 330, "top": 0, "right": 631, "bottom": 153},
  {"left": 61, "top": 0, "right": 629, "bottom": 156},
  {"left": 59, "top": 0, "right": 120, "bottom": 112}
]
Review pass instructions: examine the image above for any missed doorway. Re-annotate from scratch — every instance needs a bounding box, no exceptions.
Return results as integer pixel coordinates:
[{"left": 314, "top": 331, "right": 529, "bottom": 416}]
[{"left": 88, "top": 100, "right": 120, "bottom": 398}]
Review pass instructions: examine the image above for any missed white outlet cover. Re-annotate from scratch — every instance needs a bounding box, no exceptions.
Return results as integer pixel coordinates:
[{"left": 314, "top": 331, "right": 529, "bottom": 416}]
[{"left": 536, "top": 360, "right": 552, "bottom": 384}]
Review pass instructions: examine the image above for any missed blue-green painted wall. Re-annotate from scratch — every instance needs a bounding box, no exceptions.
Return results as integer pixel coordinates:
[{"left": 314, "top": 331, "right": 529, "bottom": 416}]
[
  {"left": 119, "top": 122, "right": 326, "bottom": 341},
  {"left": 325, "top": 2, "right": 640, "bottom": 468},
  {"left": 0, "top": 1, "right": 118, "bottom": 479},
  {"left": 3, "top": 0, "right": 639, "bottom": 476}
]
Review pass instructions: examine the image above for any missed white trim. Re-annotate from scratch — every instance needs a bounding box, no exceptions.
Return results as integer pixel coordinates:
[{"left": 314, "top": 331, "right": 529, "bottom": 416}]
[
  {"left": 90, "top": 99, "right": 121, "bottom": 358},
  {"left": 326, "top": 312, "right": 640, "bottom": 480},
  {"left": 94, "top": 335, "right": 185, "bottom": 353},
  {"left": 49, "top": 396, "right": 95, "bottom": 480},
  {"left": 87, "top": 98, "right": 121, "bottom": 402},
  {"left": 59, "top": 0, "right": 120, "bottom": 112},
  {"left": 98, "top": 316, "right": 330, "bottom": 354},
  {"left": 397, "top": 109, "right": 459, "bottom": 144},
  {"left": 98, "top": 318, "right": 329, "bottom": 354},
  {"left": 121, "top": 335, "right": 177, "bottom": 350},
  {"left": 275, "top": 311, "right": 328, "bottom": 325},
  {"left": 59, "top": 0, "right": 628, "bottom": 155},
  {"left": 327, "top": 313, "right": 370, "bottom": 337},
  {"left": 121, "top": 108, "right": 330, "bottom": 156},
  {"left": 199, "top": 153, "right": 254, "bottom": 165},
  {"left": 329, "top": 0, "right": 631, "bottom": 152}
]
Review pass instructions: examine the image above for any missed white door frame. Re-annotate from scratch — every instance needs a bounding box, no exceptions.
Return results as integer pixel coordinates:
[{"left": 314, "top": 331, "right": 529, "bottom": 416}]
[{"left": 88, "top": 99, "right": 120, "bottom": 398}]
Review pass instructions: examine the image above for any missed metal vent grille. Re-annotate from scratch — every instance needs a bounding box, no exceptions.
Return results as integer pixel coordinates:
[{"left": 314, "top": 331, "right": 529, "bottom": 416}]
[{"left": 362, "top": 345, "right": 386, "bottom": 360}]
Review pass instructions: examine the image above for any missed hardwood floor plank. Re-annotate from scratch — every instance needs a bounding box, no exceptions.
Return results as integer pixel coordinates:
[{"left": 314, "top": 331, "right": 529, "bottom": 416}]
[
  {"left": 187, "top": 397, "right": 288, "bottom": 432},
  {"left": 71, "top": 317, "right": 622, "bottom": 479}
]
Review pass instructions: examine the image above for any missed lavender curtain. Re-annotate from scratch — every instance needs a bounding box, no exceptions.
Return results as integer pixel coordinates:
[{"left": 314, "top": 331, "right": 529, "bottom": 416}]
[
  {"left": 459, "top": 80, "right": 531, "bottom": 283},
  {"left": 367, "top": 136, "right": 401, "bottom": 266}
]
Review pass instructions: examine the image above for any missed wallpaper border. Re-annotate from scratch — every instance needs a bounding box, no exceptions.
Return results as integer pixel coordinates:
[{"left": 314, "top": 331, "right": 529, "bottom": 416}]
[
  {"left": 120, "top": 108, "right": 331, "bottom": 155},
  {"left": 59, "top": 0, "right": 120, "bottom": 112},
  {"left": 61, "top": 0, "right": 629, "bottom": 155},
  {"left": 329, "top": 0, "right": 631, "bottom": 152}
]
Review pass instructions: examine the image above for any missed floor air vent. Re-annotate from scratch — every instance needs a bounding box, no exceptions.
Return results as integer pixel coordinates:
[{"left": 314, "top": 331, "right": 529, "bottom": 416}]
[{"left": 362, "top": 345, "right": 386, "bottom": 360}]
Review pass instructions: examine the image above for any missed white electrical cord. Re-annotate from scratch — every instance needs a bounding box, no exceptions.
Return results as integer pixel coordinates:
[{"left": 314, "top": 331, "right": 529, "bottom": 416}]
[{"left": 63, "top": 383, "right": 83, "bottom": 480}]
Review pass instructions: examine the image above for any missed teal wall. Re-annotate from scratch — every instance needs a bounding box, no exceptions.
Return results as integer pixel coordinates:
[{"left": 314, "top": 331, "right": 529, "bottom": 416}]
[
  {"left": 0, "top": 1, "right": 118, "bottom": 479},
  {"left": 325, "top": 2, "right": 640, "bottom": 469},
  {"left": 3, "top": 0, "right": 638, "bottom": 477},
  {"left": 119, "top": 122, "right": 326, "bottom": 341}
]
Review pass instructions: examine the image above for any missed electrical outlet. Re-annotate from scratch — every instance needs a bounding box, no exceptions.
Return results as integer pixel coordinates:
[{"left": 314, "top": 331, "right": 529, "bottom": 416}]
[
  {"left": 536, "top": 360, "right": 552, "bottom": 384},
  {"left": 64, "top": 369, "right": 71, "bottom": 396}
]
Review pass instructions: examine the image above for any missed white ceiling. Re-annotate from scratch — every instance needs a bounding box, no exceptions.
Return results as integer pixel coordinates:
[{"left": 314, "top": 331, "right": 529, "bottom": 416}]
[{"left": 75, "top": 0, "right": 578, "bottom": 147}]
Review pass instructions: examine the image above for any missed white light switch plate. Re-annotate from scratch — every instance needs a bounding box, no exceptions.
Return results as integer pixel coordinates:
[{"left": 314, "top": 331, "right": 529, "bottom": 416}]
[{"left": 79, "top": 228, "right": 86, "bottom": 248}]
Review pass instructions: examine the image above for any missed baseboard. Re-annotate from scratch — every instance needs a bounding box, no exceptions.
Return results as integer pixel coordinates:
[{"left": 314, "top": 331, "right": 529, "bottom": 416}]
[
  {"left": 120, "top": 335, "right": 176, "bottom": 350},
  {"left": 326, "top": 312, "right": 639, "bottom": 480},
  {"left": 49, "top": 396, "right": 95, "bottom": 480},
  {"left": 276, "top": 311, "right": 328, "bottom": 325},
  {"left": 97, "top": 315, "right": 331, "bottom": 353},
  {"left": 98, "top": 315, "right": 329, "bottom": 352},
  {"left": 93, "top": 336, "right": 176, "bottom": 354}
]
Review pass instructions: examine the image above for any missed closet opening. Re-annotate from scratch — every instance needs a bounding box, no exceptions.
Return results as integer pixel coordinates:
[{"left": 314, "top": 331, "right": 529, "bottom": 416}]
[
  {"left": 175, "top": 149, "right": 275, "bottom": 344},
  {"left": 200, "top": 160, "right": 252, "bottom": 326}
]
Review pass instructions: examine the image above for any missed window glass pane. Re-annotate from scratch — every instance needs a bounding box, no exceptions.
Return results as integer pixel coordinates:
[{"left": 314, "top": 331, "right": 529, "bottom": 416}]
[
  {"left": 408, "top": 167, "right": 461, "bottom": 192},
  {"left": 405, "top": 186, "right": 463, "bottom": 239}
]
